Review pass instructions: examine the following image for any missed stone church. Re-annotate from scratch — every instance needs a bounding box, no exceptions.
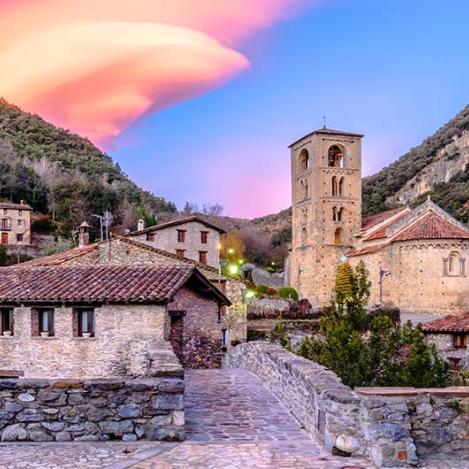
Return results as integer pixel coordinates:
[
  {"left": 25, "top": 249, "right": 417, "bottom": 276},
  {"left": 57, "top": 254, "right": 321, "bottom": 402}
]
[{"left": 289, "top": 127, "right": 469, "bottom": 315}]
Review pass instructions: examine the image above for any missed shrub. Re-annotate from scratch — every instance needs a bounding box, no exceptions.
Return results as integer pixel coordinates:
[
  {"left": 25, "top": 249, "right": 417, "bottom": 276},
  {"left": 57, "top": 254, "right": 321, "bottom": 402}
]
[{"left": 278, "top": 287, "right": 299, "bottom": 301}]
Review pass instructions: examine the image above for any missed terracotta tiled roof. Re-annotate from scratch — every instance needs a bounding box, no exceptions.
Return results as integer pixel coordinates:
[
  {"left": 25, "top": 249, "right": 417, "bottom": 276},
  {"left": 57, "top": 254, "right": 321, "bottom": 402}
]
[
  {"left": 0, "top": 265, "right": 195, "bottom": 304},
  {"left": 348, "top": 243, "right": 389, "bottom": 257},
  {"left": 21, "top": 244, "right": 98, "bottom": 266},
  {"left": 0, "top": 202, "right": 32, "bottom": 210},
  {"left": 130, "top": 215, "right": 226, "bottom": 235},
  {"left": 392, "top": 212, "right": 469, "bottom": 242},
  {"left": 422, "top": 312, "right": 469, "bottom": 333},
  {"left": 361, "top": 207, "right": 409, "bottom": 231}
]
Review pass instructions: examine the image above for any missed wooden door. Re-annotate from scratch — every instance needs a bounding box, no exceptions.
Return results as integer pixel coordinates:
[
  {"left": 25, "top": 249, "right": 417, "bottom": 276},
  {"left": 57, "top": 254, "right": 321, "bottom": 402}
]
[
  {"left": 169, "top": 311, "right": 184, "bottom": 365},
  {"left": 1, "top": 233, "right": 8, "bottom": 244}
]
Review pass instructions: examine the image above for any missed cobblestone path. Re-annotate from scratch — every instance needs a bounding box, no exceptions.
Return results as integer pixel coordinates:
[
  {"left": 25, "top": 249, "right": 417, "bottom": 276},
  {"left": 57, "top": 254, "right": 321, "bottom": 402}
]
[{"left": 0, "top": 369, "right": 464, "bottom": 468}]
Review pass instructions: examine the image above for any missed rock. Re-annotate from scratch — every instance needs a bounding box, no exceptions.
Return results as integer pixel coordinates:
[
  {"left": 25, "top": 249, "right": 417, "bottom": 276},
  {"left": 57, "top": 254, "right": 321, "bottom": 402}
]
[
  {"left": 122, "top": 433, "right": 137, "bottom": 442},
  {"left": 117, "top": 404, "right": 142, "bottom": 418},
  {"left": 1, "top": 424, "right": 27, "bottom": 441},
  {"left": 369, "top": 422, "right": 409, "bottom": 442},
  {"left": 150, "top": 415, "right": 172, "bottom": 425},
  {"left": 83, "top": 422, "right": 98, "bottom": 434},
  {"left": 135, "top": 424, "right": 145, "bottom": 439},
  {"left": 146, "top": 425, "right": 184, "bottom": 441},
  {"left": 29, "top": 431, "right": 54, "bottom": 442},
  {"left": 100, "top": 420, "right": 134, "bottom": 434},
  {"left": 171, "top": 411, "right": 185, "bottom": 426},
  {"left": 87, "top": 407, "right": 112, "bottom": 422},
  {"left": 41, "top": 422, "right": 65, "bottom": 432},
  {"left": 5, "top": 403, "right": 23, "bottom": 413},
  {"left": 42, "top": 408, "right": 59, "bottom": 415},
  {"left": 335, "top": 434, "right": 361, "bottom": 453},
  {"left": 84, "top": 380, "right": 124, "bottom": 391},
  {"left": 0, "top": 412, "right": 13, "bottom": 420},
  {"left": 55, "top": 431, "right": 72, "bottom": 442},
  {"left": 18, "top": 393, "right": 35, "bottom": 402},
  {"left": 16, "top": 411, "right": 45, "bottom": 423},
  {"left": 38, "top": 390, "right": 61, "bottom": 402},
  {"left": 67, "top": 424, "right": 85, "bottom": 433},
  {"left": 75, "top": 435, "right": 99, "bottom": 441},
  {"left": 68, "top": 394, "right": 85, "bottom": 405},
  {"left": 0, "top": 381, "right": 18, "bottom": 390},
  {"left": 158, "top": 379, "right": 185, "bottom": 393},
  {"left": 152, "top": 395, "right": 183, "bottom": 410},
  {"left": 427, "top": 428, "right": 452, "bottom": 445}
]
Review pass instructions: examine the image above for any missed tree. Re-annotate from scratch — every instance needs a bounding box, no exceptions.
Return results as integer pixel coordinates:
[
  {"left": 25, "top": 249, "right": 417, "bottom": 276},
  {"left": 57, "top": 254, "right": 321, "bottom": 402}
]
[{"left": 297, "top": 261, "right": 449, "bottom": 388}]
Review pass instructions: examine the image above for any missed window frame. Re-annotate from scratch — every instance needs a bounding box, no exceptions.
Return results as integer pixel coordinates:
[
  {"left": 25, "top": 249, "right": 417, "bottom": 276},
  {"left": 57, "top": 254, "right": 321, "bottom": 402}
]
[
  {"left": 200, "top": 231, "right": 209, "bottom": 244},
  {"left": 453, "top": 333, "right": 467, "bottom": 349},
  {"left": 16, "top": 233, "right": 24, "bottom": 242},
  {"left": 0, "top": 308, "right": 14, "bottom": 336},
  {"left": 176, "top": 249, "right": 186, "bottom": 258},
  {"left": 74, "top": 308, "right": 95, "bottom": 338},
  {"left": 146, "top": 232, "right": 156, "bottom": 242},
  {"left": 177, "top": 229, "right": 187, "bottom": 243},
  {"left": 199, "top": 251, "right": 208, "bottom": 264},
  {"left": 33, "top": 308, "right": 55, "bottom": 337}
]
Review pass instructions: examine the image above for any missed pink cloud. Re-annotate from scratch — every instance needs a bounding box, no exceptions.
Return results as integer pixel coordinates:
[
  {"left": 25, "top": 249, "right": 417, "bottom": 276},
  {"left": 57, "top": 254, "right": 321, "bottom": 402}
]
[{"left": 0, "top": 0, "right": 312, "bottom": 146}]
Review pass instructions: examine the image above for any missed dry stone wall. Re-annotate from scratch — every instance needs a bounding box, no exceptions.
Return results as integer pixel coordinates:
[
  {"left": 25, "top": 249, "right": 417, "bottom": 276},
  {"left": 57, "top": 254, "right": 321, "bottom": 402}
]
[
  {"left": 0, "top": 377, "right": 184, "bottom": 442},
  {"left": 225, "top": 342, "right": 469, "bottom": 468}
]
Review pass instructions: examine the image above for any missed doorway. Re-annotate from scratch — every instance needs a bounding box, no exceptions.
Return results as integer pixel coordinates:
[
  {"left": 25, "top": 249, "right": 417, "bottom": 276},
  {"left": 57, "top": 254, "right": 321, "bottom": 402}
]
[
  {"left": 169, "top": 311, "right": 185, "bottom": 364},
  {"left": 1, "top": 233, "right": 8, "bottom": 244}
]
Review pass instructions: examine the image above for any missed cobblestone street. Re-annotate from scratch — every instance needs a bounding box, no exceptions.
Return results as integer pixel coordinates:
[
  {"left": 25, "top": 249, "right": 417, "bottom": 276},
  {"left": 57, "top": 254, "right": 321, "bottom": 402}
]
[{"left": 0, "top": 370, "right": 466, "bottom": 469}]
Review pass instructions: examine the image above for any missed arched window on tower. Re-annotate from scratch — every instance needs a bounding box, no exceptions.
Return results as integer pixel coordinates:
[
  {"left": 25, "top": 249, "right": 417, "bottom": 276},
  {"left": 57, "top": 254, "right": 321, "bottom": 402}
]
[
  {"left": 334, "top": 227, "right": 342, "bottom": 246},
  {"left": 304, "top": 179, "right": 309, "bottom": 199},
  {"left": 338, "top": 177, "right": 345, "bottom": 197},
  {"left": 299, "top": 149, "right": 309, "bottom": 172},
  {"left": 332, "top": 176, "right": 338, "bottom": 196},
  {"left": 301, "top": 227, "right": 307, "bottom": 245},
  {"left": 337, "top": 207, "right": 344, "bottom": 222},
  {"left": 332, "top": 206, "right": 337, "bottom": 221},
  {"left": 328, "top": 145, "right": 345, "bottom": 168}
]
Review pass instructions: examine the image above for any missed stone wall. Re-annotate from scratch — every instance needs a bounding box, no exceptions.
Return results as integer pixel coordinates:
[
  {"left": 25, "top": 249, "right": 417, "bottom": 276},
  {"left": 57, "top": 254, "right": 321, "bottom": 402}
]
[
  {"left": 0, "top": 304, "right": 182, "bottom": 379},
  {"left": 223, "top": 342, "right": 366, "bottom": 456},
  {"left": 425, "top": 333, "right": 469, "bottom": 368},
  {"left": 224, "top": 342, "right": 469, "bottom": 468},
  {"left": 0, "top": 376, "right": 184, "bottom": 442}
]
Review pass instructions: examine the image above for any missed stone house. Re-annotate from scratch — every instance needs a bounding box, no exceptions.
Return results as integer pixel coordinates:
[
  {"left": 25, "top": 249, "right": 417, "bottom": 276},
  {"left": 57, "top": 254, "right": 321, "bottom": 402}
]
[
  {"left": 128, "top": 216, "right": 225, "bottom": 269},
  {"left": 422, "top": 312, "right": 469, "bottom": 369},
  {"left": 0, "top": 201, "right": 32, "bottom": 246},
  {"left": 22, "top": 234, "right": 247, "bottom": 348},
  {"left": 0, "top": 264, "right": 230, "bottom": 377},
  {"left": 289, "top": 127, "right": 469, "bottom": 315}
]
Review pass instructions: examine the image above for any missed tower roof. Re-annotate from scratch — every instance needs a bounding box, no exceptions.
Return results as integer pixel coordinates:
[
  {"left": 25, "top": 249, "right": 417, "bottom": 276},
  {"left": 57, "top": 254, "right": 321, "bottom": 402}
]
[{"left": 289, "top": 127, "right": 364, "bottom": 148}]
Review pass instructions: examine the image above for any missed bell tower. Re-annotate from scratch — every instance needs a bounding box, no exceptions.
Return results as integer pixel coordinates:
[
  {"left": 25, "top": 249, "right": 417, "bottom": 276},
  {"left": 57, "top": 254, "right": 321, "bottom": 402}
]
[{"left": 289, "top": 127, "right": 363, "bottom": 307}]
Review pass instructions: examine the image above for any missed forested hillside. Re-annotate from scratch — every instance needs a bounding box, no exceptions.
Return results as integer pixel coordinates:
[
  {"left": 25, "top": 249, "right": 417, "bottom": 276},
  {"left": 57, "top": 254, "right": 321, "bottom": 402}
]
[{"left": 0, "top": 99, "right": 176, "bottom": 236}]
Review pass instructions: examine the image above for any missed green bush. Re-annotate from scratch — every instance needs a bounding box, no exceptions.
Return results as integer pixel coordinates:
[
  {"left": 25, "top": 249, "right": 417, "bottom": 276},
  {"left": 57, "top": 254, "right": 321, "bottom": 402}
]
[
  {"left": 297, "top": 261, "right": 449, "bottom": 388},
  {"left": 0, "top": 245, "right": 7, "bottom": 266},
  {"left": 278, "top": 287, "right": 299, "bottom": 301}
]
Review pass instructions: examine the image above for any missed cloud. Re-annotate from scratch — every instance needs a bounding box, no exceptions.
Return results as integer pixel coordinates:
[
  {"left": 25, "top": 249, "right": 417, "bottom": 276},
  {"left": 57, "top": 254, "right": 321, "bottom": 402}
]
[{"left": 0, "top": 0, "right": 311, "bottom": 146}]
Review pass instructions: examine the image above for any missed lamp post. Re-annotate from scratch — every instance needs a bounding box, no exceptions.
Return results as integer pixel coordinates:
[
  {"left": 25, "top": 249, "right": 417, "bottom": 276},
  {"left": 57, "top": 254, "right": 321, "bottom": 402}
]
[{"left": 379, "top": 267, "right": 391, "bottom": 304}]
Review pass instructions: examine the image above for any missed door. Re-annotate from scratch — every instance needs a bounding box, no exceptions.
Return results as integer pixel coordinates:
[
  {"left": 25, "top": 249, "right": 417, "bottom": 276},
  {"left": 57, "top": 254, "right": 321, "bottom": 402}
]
[
  {"left": 1, "top": 233, "right": 8, "bottom": 244},
  {"left": 169, "top": 311, "right": 184, "bottom": 365}
]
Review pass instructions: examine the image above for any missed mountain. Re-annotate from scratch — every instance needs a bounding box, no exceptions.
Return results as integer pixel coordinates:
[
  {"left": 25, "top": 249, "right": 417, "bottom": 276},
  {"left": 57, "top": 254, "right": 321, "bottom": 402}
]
[{"left": 0, "top": 99, "right": 176, "bottom": 236}]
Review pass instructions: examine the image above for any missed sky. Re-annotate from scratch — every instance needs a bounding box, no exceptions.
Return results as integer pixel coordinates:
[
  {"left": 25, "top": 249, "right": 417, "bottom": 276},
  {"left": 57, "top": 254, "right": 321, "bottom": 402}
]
[{"left": 1, "top": 0, "right": 469, "bottom": 218}]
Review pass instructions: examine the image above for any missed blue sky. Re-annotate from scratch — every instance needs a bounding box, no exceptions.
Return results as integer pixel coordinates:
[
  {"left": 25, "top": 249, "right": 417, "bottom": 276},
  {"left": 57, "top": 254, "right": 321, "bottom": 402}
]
[{"left": 110, "top": 0, "right": 469, "bottom": 218}]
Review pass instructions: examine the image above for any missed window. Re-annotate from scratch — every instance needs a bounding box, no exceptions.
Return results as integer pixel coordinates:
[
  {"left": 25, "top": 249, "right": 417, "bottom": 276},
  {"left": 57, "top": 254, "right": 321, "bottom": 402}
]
[
  {"left": 199, "top": 251, "right": 208, "bottom": 264},
  {"left": 18, "top": 219, "right": 23, "bottom": 226},
  {"left": 16, "top": 233, "right": 23, "bottom": 242},
  {"left": 337, "top": 207, "right": 344, "bottom": 222},
  {"left": 177, "top": 229, "right": 186, "bottom": 243},
  {"left": 301, "top": 227, "right": 307, "bottom": 245},
  {"left": 222, "top": 329, "right": 229, "bottom": 347},
  {"left": 332, "top": 206, "right": 337, "bottom": 221},
  {"left": 300, "top": 179, "right": 309, "bottom": 200},
  {"left": 328, "top": 145, "right": 345, "bottom": 168},
  {"left": 2, "top": 209, "right": 6, "bottom": 215},
  {"left": 32, "top": 308, "right": 54, "bottom": 337},
  {"left": 453, "top": 334, "right": 467, "bottom": 349},
  {"left": 18, "top": 210, "right": 23, "bottom": 216},
  {"left": 1, "top": 218, "right": 10, "bottom": 230},
  {"left": 0, "top": 308, "right": 13, "bottom": 336},
  {"left": 334, "top": 227, "right": 342, "bottom": 246},
  {"left": 146, "top": 232, "right": 156, "bottom": 242},
  {"left": 176, "top": 249, "right": 186, "bottom": 257},
  {"left": 443, "top": 251, "right": 466, "bottom": 277},
  {"left": 201, "top": 231, "right": 209, "bottom": 244},
  {"left": 332, "top": 176, "right": 338, "bottom": 196},
  {"left": 299, "top": 149, "right": 309, "bottom": 171},
  {"left": 74, "top": 309, "right": 95, "bottom": 337},
  {"left": 338, "top": 177, "right": 344, "bottom": 197}
]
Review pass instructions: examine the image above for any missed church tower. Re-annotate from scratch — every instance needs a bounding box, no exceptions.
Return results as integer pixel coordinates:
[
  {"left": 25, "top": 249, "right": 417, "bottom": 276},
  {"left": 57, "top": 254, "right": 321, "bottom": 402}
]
[{"left": 289, "top": 127, "right": 363, "bottom": 307}]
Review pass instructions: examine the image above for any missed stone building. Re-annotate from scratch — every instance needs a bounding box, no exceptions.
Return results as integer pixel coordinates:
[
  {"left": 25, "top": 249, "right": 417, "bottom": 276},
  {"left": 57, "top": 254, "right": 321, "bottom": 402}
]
[
  {"left": 290, "top": 127, "right": 469, "bottom": 314},
  {"left": 422, "top": 312, "right": 469, "bottom": 369},
  {"left": 0, "top": 201, "right": 32, "bottom": 246},
  {"left": 22, "top": 234, "right": 247, "bottom": 348},
  {"left": 0, "top": 263, "right": 230, "bottom": 377},
  {"left": 128, "top": 216, "right": 225, "bottom": 269}
]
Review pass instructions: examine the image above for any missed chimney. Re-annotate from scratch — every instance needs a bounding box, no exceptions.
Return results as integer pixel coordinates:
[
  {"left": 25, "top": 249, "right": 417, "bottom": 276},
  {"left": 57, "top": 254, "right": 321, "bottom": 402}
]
[
  {"left": 137, "top": 219, "right": 145, "bottom": 231},
  {"left": 20, "top": 200, "right": 24, "bottom": 205},
  {"left": 79, "top": 221, "right": 90, "bottom": 247}
]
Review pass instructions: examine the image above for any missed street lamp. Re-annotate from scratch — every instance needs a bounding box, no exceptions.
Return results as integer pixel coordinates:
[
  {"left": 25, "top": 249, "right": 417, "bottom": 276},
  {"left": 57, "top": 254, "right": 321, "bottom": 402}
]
[{"left": 379, "top": 267, "right": 391, "bottom": 304}]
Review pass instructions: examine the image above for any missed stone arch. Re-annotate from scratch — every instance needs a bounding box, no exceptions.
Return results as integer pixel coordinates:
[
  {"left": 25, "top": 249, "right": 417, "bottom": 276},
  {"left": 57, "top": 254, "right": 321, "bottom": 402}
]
[
  {"left": 332, "top": 206, "right": 337, "bottom": 221},
  {"left": 337, "top": 207, "right": 344, "bottom": 222},
  {"left": 299, "top": 149, "right": 309, "bottom": 172},
  {"left": 301, "top": 227, "right": 307, "bottom": 245},
  {"left": 334, "top": 227, "right": 342, "bottom": 246},
  {"left": 328, "top": 145, "right": 346, "bottom": 168},
  {"left": 332, "top": 176, "right": 338, "bottom": 196},
  {"left": 338, "top": 177, "right": 345, "bottom": 196}
]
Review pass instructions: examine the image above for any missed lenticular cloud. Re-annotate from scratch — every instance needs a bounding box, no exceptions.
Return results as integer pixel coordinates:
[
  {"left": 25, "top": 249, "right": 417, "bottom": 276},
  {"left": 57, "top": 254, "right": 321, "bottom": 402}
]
[{"left": 0, "top": 0, "right": 309, "bottom": 147}]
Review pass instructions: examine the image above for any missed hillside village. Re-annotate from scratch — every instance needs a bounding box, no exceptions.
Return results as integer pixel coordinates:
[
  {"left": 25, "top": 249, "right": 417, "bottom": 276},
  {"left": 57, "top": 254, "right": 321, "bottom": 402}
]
[{"left": 0, "top": 97, "right": 468, "bottom": 468}]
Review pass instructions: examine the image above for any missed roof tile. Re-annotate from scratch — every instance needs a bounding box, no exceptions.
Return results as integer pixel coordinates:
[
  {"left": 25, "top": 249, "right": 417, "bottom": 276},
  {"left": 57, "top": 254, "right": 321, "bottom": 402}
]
[{"left": 422, "top": 312, "right": 469, "bottom": 333}]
